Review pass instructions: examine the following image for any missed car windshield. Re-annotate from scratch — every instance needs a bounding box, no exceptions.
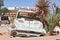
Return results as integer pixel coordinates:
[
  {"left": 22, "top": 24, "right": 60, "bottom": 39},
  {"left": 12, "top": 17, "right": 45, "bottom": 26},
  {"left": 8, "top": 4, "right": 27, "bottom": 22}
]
[{"left": 17, "top": 12, "right": 40, "bottom": 21}]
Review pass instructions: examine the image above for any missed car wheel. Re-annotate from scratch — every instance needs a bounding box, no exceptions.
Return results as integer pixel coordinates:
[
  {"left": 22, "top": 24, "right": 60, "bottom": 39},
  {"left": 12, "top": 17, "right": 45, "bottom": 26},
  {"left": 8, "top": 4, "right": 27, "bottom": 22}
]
[
  {"left": 40, "top": 34, "right": 44, "bottom": 36},
  {"left": 11, "top": 30, "right": 17, "bottom": 37},
  {"left": 40, "top": 34, "right": 45, "bottom": 37}
]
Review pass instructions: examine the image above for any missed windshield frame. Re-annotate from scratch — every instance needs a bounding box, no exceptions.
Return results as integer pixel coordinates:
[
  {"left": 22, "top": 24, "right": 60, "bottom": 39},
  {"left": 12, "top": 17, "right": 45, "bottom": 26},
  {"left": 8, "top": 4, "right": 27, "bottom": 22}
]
[
  {"left": 16, "top": 11, "right": 41, "bottom": 21},
  {"left": 17, "top": 14, "right": 41, "bottom": 21}
]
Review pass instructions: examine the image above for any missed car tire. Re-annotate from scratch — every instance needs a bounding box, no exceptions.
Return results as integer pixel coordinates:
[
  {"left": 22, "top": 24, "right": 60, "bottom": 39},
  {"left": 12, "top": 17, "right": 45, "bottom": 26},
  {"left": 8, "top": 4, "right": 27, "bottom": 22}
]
[
  {"left": 11, "top": 30, "right": 17, "bottom": 37},
  {"left": 40, "top": 34, "right": 45, "bottom": 37}
]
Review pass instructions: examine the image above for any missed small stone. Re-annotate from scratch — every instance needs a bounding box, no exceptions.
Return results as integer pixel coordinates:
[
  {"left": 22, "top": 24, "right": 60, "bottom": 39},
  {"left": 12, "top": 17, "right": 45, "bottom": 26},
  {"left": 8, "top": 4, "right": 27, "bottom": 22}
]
[{"left": 0, "top": 33, "right": 3, "bottom": 35}]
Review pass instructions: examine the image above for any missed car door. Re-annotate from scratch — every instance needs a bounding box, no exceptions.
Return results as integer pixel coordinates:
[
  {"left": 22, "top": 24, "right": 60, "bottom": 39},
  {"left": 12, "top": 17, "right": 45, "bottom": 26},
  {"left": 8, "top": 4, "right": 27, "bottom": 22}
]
[
  {"left": 30, "top": 20, "right": 44, "bottom": 32},
  {"left": 14, "top": 18, "right": 30, "bottom": 30}
]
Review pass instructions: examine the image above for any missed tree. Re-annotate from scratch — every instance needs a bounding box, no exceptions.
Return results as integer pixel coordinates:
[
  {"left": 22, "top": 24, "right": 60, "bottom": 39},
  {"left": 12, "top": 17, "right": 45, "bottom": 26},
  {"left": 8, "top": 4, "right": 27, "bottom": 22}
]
[
  {"left": 36, "top": 0, "right": 50, "bottom": 28},
  {"left": 36, "top": 0, "right": 50, "bottom": 16},
  {"left": 53, "top": 2, "right": 59, "bottom": 14},
  {"left": 45, "top": 3, "right": 60, "bottom": 33},
  {"left": 0, "top": 8, "right": 9, "bottom": 15},
  {"left": 2, "top": 8, "right": 9, "bottom": 13},
  {"left": 0, "top": 0, "right": 4, "bottom": 8},
  {"left": 58, "top": 8, "right": 60, "bottom": 13}
]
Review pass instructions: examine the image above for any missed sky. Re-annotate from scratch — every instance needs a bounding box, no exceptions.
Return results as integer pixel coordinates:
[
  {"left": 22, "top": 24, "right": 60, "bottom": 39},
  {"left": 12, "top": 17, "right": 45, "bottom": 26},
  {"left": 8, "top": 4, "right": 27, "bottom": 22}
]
[
  {"left": 3, "top": 0, "right": 60, "bottom": 8},
  {"left": 4, "top": 0, "right": 36, "bottom": 7}
]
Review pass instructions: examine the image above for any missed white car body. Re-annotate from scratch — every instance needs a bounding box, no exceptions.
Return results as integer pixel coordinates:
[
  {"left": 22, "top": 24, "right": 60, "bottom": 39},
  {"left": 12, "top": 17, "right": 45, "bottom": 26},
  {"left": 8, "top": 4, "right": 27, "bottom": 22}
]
[{"left": 8, "top": 11, "right": 46, "bottom": 37}]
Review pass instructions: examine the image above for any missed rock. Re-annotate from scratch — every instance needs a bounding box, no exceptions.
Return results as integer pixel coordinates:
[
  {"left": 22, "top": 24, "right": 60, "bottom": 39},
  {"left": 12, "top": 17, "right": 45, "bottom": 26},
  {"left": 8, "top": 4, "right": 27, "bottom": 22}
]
[{"left": 0, "top": 33, "right": 3, "bottom": 35}]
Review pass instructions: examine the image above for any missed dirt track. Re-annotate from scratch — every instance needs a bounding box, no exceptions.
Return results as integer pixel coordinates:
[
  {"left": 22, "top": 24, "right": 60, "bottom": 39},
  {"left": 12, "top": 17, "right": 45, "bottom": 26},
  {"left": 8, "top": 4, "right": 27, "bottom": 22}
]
[{"left": 0, "top": 24, "right": 60, "bottom": 40}]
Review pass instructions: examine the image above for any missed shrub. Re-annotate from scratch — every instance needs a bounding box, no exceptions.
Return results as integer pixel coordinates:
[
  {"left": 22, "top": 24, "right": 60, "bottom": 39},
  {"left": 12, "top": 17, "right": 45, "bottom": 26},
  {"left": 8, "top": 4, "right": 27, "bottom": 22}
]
[{"left": 45, "top": 13, "right": 60, "bottom": 32}]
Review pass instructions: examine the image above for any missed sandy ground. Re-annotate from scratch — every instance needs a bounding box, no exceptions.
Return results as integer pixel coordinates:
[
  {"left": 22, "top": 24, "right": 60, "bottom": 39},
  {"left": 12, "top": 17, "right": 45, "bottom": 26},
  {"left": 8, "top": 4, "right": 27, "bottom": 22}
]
[{"left": 0, "top": 24, "right": 60, "bottom": 40}]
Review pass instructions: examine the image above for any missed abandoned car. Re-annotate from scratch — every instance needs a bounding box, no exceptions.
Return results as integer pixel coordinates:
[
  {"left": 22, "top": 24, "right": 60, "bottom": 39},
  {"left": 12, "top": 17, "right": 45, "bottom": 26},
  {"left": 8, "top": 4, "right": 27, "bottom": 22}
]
[{"left": 8, "top": 10, "right": 46, "bottom": 37}]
